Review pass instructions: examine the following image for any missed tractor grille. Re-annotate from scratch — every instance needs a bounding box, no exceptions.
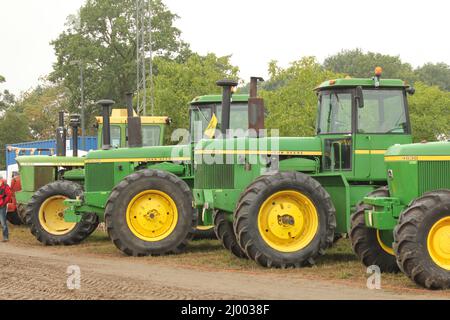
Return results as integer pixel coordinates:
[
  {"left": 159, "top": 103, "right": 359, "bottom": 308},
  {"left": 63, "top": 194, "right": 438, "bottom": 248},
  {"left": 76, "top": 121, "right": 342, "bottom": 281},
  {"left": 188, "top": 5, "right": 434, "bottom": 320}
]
[
  {"left": 194, "top": 164, "right": 234, "bottom": 189},
  {"left": 418, "top": 161, "right": 450, "bottom": 195},
  {"left": 85, "top": 163, "right": 115, "bottom": 192}
]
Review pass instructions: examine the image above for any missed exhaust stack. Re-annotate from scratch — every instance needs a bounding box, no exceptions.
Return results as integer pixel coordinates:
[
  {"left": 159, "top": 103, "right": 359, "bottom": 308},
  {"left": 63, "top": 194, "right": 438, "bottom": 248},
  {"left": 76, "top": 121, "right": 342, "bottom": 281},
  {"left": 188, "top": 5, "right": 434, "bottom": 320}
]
[
  {"left": 56, "top": 111, "right": 67, "bottom": 157},
  {"left": 96, "top": 99, "right": 115, "bottom": 150},
  {"left": 216, "top": 79, "right": 239, "bottom": 136},
  {"left": 69, "top": 114, "right": 81, "bottom": 157},
  {"left": 248, "top": 77, "right": 265, "bottom": 137},
  {"left": 125, "top": 93, "right": 143, "bottom": 148}
]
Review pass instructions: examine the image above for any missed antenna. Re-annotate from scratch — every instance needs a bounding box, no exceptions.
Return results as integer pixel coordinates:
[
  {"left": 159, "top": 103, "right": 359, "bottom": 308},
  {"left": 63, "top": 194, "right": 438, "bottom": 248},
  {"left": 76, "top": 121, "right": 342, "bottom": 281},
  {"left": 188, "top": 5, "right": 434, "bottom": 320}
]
[{"left": 135, "top": 0, "right": 155, "bottom": 116}]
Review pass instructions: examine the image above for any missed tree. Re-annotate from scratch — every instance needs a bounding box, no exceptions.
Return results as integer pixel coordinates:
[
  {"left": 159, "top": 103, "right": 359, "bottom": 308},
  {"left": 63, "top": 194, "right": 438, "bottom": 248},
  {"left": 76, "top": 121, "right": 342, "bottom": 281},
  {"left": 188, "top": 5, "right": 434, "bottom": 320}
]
[
  {"left": 408, "top": 82, "right": 450, "bottom": 142},
  {"left": 0, "top": 75, "right": 16, "bottom": 111},
  {"left": 323, "top": 49, "right": 416, "bottom": 82},
  {"left": 50, "top": 0, "right": 190, "bottom": 125},
  {"left": 415, "top": 63, "right": 450, "bottom": 91},
  {"left": 149, "top": 53, "right": 239, "bottom": 140},
  {"left": 0, "top": 111, "right": 31, "bottom": 169},
  {"left": 14, "top": 83, "right": 70, "bottom": 140},
  {"left": 261, "top": 57, "right": 340, "bottom": 137}
]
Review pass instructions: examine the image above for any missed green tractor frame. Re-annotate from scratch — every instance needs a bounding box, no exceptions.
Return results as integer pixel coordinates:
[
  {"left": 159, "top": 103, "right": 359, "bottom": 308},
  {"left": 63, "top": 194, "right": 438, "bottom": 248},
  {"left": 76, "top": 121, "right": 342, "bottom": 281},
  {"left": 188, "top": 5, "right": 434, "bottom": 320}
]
[{"left": 350, "top": 141, "right": 450, "bottom": 289}]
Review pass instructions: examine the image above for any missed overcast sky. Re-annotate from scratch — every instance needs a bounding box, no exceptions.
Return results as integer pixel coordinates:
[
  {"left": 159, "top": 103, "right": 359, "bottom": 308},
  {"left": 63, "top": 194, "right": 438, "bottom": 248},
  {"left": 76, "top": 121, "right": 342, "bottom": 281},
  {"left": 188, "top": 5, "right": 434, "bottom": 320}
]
[{"left": 0, "top": 0, "right": 449, "bottom": 95}]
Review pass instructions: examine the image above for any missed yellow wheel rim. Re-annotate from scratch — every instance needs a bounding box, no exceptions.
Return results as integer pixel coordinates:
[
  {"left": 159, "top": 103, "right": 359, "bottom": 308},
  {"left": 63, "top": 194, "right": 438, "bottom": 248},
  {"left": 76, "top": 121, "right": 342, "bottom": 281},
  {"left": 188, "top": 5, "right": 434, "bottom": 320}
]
[
  {"left": 258, "top": 190, "right": 319, "bottom": 253},
  {"left": 38, "top": 195, "right": 76, "bottom": 235},
  {"left": 376, "top": 230, "right": 395, "bottom": 256},
  {"left": 126, "top": 190, "right": 178, "bottom": 242},
  {"left": 427, "top": 216, "right": 450, "bottom": 270},
  {"left": 196, "top": 225, "right": 214, "bottom": 231}
]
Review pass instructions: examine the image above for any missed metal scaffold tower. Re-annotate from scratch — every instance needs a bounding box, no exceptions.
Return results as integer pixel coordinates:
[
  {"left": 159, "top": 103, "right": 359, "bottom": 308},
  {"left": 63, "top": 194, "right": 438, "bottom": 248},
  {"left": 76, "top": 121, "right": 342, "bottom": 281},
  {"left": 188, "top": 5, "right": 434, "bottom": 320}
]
[{"left": 136, "top": 0, "right": 155, "bottom": 116}]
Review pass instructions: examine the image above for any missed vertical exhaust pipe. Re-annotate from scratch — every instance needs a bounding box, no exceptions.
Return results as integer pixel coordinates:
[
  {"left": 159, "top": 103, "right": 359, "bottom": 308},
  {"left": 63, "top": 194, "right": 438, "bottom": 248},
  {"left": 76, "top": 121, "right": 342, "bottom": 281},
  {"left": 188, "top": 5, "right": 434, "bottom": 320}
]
[
  {"left": 216, "top": 79, "right": 238, "bottom": 136},
  {"left": 248, "top": 77, "right": 265, "bottom": 137},
  {"left": 69, "top": 114, "right": 81, "bottom": 157},
  {"left": 96, "top": 99, "right": 115, "bottom": 150},
  {"left": 126, "top": 93, "right": 143, "bottom": 148},
  {"left": 56, "top": 111, "right": 67, "bottom": 157}
]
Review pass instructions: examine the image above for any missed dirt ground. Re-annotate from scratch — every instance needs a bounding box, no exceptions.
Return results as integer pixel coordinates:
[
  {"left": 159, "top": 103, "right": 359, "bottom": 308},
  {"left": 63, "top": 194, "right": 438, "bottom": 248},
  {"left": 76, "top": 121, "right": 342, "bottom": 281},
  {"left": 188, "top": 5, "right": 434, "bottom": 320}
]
[{"left": 0, "top": 226, "right": 449, "bottom": 300}]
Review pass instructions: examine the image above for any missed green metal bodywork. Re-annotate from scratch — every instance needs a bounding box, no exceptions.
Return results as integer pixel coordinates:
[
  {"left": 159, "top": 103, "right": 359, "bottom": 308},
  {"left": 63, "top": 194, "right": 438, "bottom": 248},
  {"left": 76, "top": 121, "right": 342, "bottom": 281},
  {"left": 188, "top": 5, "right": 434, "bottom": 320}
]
[
  {"left": 192, "top": 78, "right": 415, "bottom": 234},
  {"left": 363, "top": 141, "right": 450, "bottom": 230}
]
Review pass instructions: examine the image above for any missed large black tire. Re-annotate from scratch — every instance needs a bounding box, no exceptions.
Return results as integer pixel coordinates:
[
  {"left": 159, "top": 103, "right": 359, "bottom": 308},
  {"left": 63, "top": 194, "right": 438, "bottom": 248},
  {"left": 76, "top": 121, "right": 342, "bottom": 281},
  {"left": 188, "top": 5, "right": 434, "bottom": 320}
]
[
  {"left": 394, "top": 190, "right": 450, "bottom": 290},
  {"left": 349, "top": 186, "right": 399, "bottom": 273},
  {"left": 234, "top": 172, "right": 336, "bottom": 268},
  {"left": 26, "top": 181, "right": 99, "bottom": 246},
  {"left": 192, "top": 209, "right": 217, "bottom": 240},
  {"left": 105, "top": 169, "right": 196, "bottom": 257},
  {"left": 214, "top": 211, "right": 247, "bottom": 259},
  {"left": 193, "top": 226, "right": 217, "bottom": 240},
  {"left": 7, "top": 211, "right": 23, "bottom": 226},
  {"left": 17, "top": 203, "right": 27, "bottom": 225}
]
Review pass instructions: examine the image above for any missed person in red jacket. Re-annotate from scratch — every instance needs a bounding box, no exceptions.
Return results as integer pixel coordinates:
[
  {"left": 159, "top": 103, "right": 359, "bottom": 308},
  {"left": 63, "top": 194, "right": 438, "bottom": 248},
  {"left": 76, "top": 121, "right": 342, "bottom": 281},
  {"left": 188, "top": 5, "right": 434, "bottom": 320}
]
[{"left": 0, "top": 178, "right": 12, "bottom": 242}]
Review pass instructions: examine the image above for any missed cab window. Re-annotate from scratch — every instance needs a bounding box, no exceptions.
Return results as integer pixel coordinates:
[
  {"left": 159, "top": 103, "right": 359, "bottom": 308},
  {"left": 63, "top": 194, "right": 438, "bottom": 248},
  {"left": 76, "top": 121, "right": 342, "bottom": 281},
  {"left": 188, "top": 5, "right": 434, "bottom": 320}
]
[
  {"left": 318, "top": 92, "right": 353, "bottom": 134},
  {"left": 357, "top": 89, "right": 407, "bottom": 134},
  {"left": 142, "top": 125, "right": 161, "bottom": 147},
  {"left": 111, "top": 125, "right": 121, "bottom": 148}
]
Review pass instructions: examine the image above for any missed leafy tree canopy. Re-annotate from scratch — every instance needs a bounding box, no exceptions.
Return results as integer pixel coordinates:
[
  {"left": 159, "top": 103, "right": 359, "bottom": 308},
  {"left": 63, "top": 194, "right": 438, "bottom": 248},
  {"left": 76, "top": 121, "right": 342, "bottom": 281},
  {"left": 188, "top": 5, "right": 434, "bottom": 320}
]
[
  {"left": 415, "top": 62, "right": 450, "bottom": 91},
  {"left": 50, "top": 0, "right": 190, "bottom": 117},
  {"left": 323, "top": 48, "right": 416, "bottom": 82}
]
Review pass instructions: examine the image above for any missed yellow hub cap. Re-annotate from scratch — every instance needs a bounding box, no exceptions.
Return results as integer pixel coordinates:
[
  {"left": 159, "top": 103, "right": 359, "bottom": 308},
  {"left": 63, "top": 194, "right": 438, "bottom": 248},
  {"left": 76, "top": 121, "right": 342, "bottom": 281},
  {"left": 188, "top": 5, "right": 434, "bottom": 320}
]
[
  {"left": 126, "top": 190, "right": 178, "bottom": 242},
  {"left": 376, "top": 230, "right": 395, "bottom": 256},
  {"left": 258, "top": 190, "right": 319, "bottom": 253},
  {"left": 38, "top": 195, "right": 76, "bottom": 235},
  {"left": 427, "top": 216, "right": 450, "bottom": 270}
]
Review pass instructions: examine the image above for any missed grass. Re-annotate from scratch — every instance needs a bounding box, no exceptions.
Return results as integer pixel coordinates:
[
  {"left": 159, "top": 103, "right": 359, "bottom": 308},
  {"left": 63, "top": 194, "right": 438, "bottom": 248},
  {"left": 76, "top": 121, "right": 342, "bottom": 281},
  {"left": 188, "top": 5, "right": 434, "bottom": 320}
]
[{"left": 7, "top": 225, "right": 450, "bottom": 296}]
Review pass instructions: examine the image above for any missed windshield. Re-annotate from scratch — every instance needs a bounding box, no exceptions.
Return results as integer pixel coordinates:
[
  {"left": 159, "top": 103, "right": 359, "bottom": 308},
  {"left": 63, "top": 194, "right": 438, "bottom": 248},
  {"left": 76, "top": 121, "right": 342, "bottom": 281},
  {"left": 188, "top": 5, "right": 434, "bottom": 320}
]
[
  {"left": 318, "top": 91, "right": 352, "bottom": 134},
  {"left": 142, "top": 125, "right": 161, "bottom": 147},
  {"left": 190, "top": 103, "right": 249, "bottom": 142},
  {"left": 357, "top": 89, "right": 407, "bottom": 134}
]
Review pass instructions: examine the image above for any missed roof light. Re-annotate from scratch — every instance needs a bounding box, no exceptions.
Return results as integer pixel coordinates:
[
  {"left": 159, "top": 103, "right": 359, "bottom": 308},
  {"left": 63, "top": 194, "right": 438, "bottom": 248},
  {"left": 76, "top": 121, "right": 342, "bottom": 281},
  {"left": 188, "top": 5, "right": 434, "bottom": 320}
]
[{"left": 329, "top": 80, "right": 336, "bottom": 85}]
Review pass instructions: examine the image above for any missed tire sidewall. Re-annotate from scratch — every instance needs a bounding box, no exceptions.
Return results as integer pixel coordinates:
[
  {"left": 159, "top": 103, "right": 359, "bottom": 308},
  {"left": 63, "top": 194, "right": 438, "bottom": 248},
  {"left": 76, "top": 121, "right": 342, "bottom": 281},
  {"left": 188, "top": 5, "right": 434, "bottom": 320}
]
[
  {"left": 28, "top": 182, "right": 86, "bottom": 243},
  {"left": 413, "top": 205, "right": 450, "bottom": 278},
  {"left": 107, "top": 172, "right": 193, "bottom": 254},
  {"left": 244, "top": 176, "right": 329, "bottom": 263}
]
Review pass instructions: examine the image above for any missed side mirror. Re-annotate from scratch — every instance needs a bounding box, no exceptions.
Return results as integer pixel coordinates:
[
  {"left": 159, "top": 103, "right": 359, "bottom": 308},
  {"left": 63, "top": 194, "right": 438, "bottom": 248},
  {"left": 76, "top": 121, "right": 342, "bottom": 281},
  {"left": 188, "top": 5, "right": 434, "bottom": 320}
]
[
  {"left": 355, "top": 86, "right": 364, "bottom": 108},
  {"left": 407, "top": 86, "right": 416, "bottom": 95}
]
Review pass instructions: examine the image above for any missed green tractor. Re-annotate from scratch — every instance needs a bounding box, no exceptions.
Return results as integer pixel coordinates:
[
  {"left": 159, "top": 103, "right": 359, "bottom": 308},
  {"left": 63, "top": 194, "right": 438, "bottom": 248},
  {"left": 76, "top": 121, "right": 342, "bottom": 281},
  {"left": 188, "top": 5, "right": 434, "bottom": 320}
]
[
  {"left": 20, "top": 84, "right": 259, "bottom": 247},
  {"left": 191, "top": 68, "right": 417, "bottom": 265},
  {"left": 350, "top": 141, "right": 450, "bottom": 289},
  {"left": 61, "top": 68, "right": 417, "bottom": 262}
]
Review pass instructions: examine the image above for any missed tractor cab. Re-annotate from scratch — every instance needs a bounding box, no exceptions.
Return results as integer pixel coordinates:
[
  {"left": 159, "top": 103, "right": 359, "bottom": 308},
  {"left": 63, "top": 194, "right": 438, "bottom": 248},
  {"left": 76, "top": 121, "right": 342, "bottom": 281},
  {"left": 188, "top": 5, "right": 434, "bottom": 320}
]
[
  {"left": 189, "top": 94, "right": 250, "bottom": 142},
  {"left": 189, "top": 77, "right": 265, "bottom": 143},
  {"left": 96, "top": 109, "right": 170, "bottom": 149},
  {"left": 315, "top": 68, "right": 414, "bottom": 181}
]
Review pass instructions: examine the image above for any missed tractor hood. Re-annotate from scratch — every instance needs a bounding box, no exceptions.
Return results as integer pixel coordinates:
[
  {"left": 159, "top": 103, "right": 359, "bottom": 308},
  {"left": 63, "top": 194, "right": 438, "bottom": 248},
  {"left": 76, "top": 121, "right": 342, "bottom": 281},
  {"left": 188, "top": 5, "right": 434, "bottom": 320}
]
[
  {"left": 386, "top": 141, "right": 450, "bottom": 158},
  {"left": 194, "top": 136, "right": 322, "bottom": 157},
  {"left": 16, "top": 155, "right": 85, "bottom": 167},
  {"left": 85, "top": 145, "right": 191, "bottom": 163}
]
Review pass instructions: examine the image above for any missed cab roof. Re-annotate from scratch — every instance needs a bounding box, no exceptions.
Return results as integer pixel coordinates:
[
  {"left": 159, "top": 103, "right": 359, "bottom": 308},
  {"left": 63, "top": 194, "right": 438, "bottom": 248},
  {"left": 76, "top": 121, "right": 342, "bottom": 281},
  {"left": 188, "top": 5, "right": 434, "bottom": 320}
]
[
  {"left": 190, "top": 94, "right": 249, "bottom": 104},
  {"left": 316, "top": 78, "right": 408, "bottom": 91},
  {"left": 96, "top": 109, "right": 169, "bottom": 125}
]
